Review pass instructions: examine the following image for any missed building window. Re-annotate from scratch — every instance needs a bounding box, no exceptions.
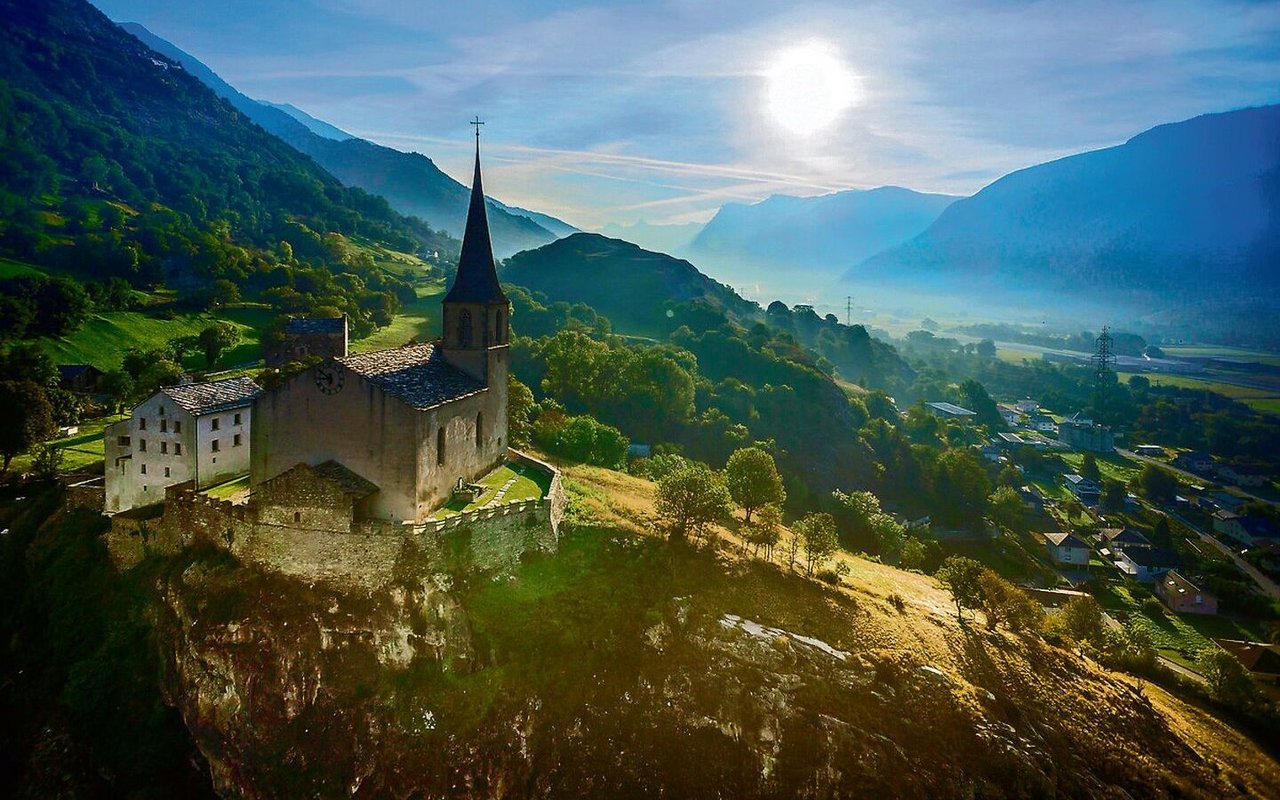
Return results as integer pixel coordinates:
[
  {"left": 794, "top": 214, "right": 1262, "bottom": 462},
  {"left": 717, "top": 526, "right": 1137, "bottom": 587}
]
[
  {"left": 139, "top": 418, "right": 147, "bottom": 431},
  {"left": 161, "top": 442, "right": 168, "bottom": 454},
  {"left": 139, "top": 439, "right": 147, "bottom": 452},
  {"left": 117, "top": 436, "right": 130, "bottom": 447},
  {"left": 233, "top": 434, "right": 242, "bottom": 447},
  {"left": 174, "top": 420, "right": 181, "bottom": 434},
  {"left": 140, "top": 463, "right": 146, "bottom": 475},
  {"left": 437, "top": 426, "right": 446, "bottom": 466},
  {"left": 211, "top": 417, "right": 220, "bottom": 431},
  {"left": 159, "top": 405, "right": 165, "bottom": 416},
  {"left": 475, "top": 412, "right": 483, "bottom": 451},
  {"left": 293, "top": 511, "right": 301, "bottom": 523},
  {"left": 160, "top": 419, "right": 168, "bottom": 433},
  {"left": 174, "top": 443, "right": 182, "bottom": 456},
  {"left": 211, "top": 439, "right": 220, "bottom": 453},
  {"left": 234, "top": 412, "right": 242, "bottom": 425},
  {"left": 459, "top": 310, "right": 473, "bottom": 347},
  {"left": 164, "top": 466, "right": 171, "bottom": 477}
]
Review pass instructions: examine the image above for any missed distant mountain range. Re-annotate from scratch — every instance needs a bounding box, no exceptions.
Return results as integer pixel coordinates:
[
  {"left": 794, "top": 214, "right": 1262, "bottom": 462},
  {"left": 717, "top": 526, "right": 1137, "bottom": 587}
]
[
  {"left": 598, "top": 221, "right": 705, "bottom": 256},
  {"left": 686, "top": 186, "right": 958, "bottom": 278},
  {"left": 849, "top": 106, "right": 1280, "bottom": 332},
  {"left": 120, "top": 23, "right": 575, "bottom": 258}
]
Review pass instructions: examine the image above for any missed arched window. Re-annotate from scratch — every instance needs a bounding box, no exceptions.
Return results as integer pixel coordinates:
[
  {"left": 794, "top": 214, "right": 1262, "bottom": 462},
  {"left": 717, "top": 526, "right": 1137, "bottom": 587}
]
[
  {"left": 437, "top": 426, "right": 446, "bottom": 466},
  {"left": 459, "top": 310, "right": 473, "bottom": 347},
  {"left": 475, "top": 412, "right": 484, "bottom": 451},
  {"left": 496, "top": 309, "right": 505, "bottom": 343}
]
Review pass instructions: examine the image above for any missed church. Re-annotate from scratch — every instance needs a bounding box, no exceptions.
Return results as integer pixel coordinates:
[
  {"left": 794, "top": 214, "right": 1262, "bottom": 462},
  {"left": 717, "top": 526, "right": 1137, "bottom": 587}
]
[{"left": 250, "top": 136, "right": 510, "bottom": 522}]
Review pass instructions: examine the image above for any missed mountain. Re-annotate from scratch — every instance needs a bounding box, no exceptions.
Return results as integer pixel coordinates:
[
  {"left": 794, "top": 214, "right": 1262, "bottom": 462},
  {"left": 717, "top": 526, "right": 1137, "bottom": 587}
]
[
  {"left": 599, "top": 220, "right": 704, "bottom": 256},
  {"left": 848, "top": 106, "right": 1280, "bottom": 328},
  {"left": 687, "top": 187, "right": 958, "bottom": 278},
  {"left": 258, "top": 100, "right": 352, "bottom": 141},
  {"left": 119, "top": 23, "right": 572, "bottom": 258},
  {"left": 502, "top": 232, "right": 759, "bottom": 335},
  {"left": 0, "top": 0, "right": 443, "bottom": 278},
  {"left": 491, "top": 199, "right": 580, "bottom": 239}
]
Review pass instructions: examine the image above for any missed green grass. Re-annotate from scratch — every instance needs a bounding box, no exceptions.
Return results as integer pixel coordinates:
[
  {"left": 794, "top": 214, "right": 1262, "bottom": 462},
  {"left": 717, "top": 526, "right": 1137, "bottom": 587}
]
[
  {"left": 203, "top": 474, "right": 250, "bottom": 501},
  {"left": 0, "top": 256, "right": 46, "bottom": 279},
  {"left": 1059, "top": 451, "right": 1142, "bottom": 486},
  {"left": 1096, "top": 582, "right": 1269, "bottom": 662},
  {"left": 351, "top": 283, "right": 445, "bottom": 354},
  {"left": 430, "top": 462, "right": 552, "bottom": 519},
  {"left": 1161, "top": 345, "right": 1280, "bottom": 368},
  {"left": 1120, "top": 372, "right": 1280, "bottom": 416},
  {"left": 9, "top": 414, "right": 124, "bottom": 474},
  {"left": 36, "top": 305, "right": 271, "bottom": 371}
]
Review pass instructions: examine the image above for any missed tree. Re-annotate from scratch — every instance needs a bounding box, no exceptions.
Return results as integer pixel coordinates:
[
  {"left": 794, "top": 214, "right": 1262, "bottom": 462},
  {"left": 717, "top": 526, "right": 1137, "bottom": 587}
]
[
  {"left": 725, "top": 447, "right": 786, "bottom": 523},
  {"left": 832, "top": 489, "right": 904, "bottom": 555},
  {"left": 997, "top": 463, "right": 1023, "bottom": 488},
  {"left": 507, "top": 375, "right": 536, "bottom": 447},
  {"left": 0, "top": 380, "right": 57, "bottom": 473},
  {"left": 744, "top": 503, "right": 782, "bottom": 561},
  {"left": 198, "top": 322, "right": 240, "bottom": 367},
  {"left": 795, "top": 512, "right": 839, "bottom": 576},
  {"left": 936, "top": 556, "right": 985, "bottom": 622},
  {"left": 976, "top": 339, "right": 997, "bottom": 359},
  {"left": 932, "top": 450, "right": 992, "bottom": 529},
  {"left": 1058, "top": 595, "right": 1105, "bottom": 644},
  {"left": 1080, "top": 453, "right": 1101, "bottom": 483},
  {"left": 1100, "top": 480, "right": 1127, "bottom": 513},
  {"left": 988, "top": 486, "right": 1025, "bottom": 532},
  {"left": 1138, "top": 464, "right": 1179, "bottom": 504},
  {"left": 977, "top": 569, "right": 1044, "bottom": 633},
  {"left": 899, "top": 537, "right": 927, "bottom": 571},
  {"left": 98, "top": 369, "right": 134, "bottom": 413},
  {"left": 1150, "top": 516, "right": 1173, "bottom": 549},
  {"left": 1199, "top": 649, "right": 1257, "bottom": 708},
  {"left": 655, "top": 462, "right": 732, "bottom": 545}
]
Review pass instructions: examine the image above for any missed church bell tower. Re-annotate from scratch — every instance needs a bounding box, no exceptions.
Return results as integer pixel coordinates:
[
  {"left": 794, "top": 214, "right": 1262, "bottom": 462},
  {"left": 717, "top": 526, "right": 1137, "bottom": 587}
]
[{"left": 441, "top": 118, "right": 510, "bottom": 389}]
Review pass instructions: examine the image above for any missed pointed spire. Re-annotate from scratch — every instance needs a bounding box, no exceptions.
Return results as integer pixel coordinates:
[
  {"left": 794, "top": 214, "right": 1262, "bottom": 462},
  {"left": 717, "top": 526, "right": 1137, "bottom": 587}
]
[{"left": 444, "top": 128, "right": 506, "bottom": 305}]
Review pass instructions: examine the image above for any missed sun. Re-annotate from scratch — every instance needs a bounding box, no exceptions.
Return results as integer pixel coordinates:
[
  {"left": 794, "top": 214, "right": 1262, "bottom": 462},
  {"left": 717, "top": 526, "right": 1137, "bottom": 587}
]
[{"left": 764, "top": 41, "right": 859, "bottom": 135}]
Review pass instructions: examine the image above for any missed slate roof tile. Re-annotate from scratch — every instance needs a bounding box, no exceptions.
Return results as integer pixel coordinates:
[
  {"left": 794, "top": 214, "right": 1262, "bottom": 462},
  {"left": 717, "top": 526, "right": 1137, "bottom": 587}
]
[{"left": 338, "top": 342, "right": 485, "bottom": 410}]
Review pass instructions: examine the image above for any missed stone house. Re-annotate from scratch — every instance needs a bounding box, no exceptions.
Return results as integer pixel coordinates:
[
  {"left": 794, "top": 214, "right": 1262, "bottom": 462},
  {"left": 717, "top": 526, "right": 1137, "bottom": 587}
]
[
  {"left": 1156, "top": 570, "right": 1218, "bottom": 615},
  {"left": 251, "top": 140, "right": 510, "bottom": 523},
  {"left": 263, "top": 315, "right": 349, "bottom": 367},
  {"left": 1063, "top": 473, "right": 1101, "bottom": 505},
  {"left": 104, "top": 377, "right": 262, "bottom": 513}
]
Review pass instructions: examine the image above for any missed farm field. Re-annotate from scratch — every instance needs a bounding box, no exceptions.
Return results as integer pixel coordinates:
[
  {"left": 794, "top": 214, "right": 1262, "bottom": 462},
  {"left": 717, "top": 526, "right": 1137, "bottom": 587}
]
[
  {"left": 351, "top": 282, "right": 445, "bottom": 353},
  {"left": 8, "top": 413, "right": 125, "bottom": 475},
  {"left": 1120, "top": 371, "right": 1280, "bottom": 416},
  {"left": 1161, "top": 344, "right": 1280, "bottom": 368}
]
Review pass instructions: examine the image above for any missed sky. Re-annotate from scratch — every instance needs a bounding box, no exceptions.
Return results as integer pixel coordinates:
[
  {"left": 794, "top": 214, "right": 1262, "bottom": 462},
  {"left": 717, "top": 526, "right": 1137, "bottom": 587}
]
[{"left": 91, "top": 0, "right": 1280, "bottom": 229}]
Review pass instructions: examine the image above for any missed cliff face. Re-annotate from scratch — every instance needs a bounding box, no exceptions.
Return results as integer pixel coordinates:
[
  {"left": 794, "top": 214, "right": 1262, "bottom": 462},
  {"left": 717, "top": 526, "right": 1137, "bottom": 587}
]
[{"left": 149, "top": 526, "right": 1278, "bottom": 799}]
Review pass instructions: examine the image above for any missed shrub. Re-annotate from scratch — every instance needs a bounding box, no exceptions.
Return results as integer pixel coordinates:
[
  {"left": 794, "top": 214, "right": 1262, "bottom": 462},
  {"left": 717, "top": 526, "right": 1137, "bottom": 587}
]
[
  {"left": 1141, "top": 596, "right": 1165, "bottom": 617},
  {"left": 978, "top": 569, "right": 1045, "bottom": 633},
  {"left": 888, "top": 592, "right": 906, "bottom": 612}
]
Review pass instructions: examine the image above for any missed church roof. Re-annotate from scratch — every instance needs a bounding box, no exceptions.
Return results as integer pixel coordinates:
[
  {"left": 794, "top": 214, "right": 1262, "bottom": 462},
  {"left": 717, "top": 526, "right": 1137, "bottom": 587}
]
[
  {"left": 310, "top": 460, "right": 380, "bottom": 499},
  {"left": 443, "top": 139, "right": 507, "bottom": 306},
  {"left": 338, "top": 342, "right": 485, "bottom": 410},
  {"left": 161, "top": 376, "right": 263, "bottom": 416}
]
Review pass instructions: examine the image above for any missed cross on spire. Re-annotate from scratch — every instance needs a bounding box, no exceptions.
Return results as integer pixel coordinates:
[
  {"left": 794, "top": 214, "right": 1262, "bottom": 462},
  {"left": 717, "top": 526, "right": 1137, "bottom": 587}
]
[{"left": 470, "top": 116, "right": 484, "bottom": 145}]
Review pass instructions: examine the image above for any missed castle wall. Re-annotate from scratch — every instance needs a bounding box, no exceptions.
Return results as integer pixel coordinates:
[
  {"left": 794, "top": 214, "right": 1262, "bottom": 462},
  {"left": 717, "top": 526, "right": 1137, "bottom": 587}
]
[{"left": 254, "top": 466, "right": 357, "bottom": 533}]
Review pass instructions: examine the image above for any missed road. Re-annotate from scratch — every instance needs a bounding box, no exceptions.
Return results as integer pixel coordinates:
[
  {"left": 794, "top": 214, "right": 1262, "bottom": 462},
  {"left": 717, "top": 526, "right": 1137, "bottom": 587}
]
[
  {"left": 1117, "top": 448, "right": 1276, "bottom": 507},
  {"left": 1170, "top": 510, "right": 1280, "bottom": 601},
  {"left": 1100, "top": 610, "right": 1206, "bottom": 685}
]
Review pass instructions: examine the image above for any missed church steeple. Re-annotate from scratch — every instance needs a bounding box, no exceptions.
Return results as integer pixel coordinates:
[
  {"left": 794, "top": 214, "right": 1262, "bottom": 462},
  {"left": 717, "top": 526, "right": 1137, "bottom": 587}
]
[{"left": 443, "top": 125, "right": 506, "bottom": 306}]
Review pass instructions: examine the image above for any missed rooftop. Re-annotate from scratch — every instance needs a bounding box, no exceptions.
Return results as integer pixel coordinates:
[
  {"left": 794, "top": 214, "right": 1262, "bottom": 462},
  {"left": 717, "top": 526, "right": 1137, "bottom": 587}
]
[
  {"left": 1101, "top": 527, "right": 1151, "bottom": 546},
  {"left": 1214, "top": 639, "right": 1280, "bottom": 675},
  {"left": 1119, "top": 546, "right": 1181, "bottom": 568},
  {"left": 338, "top": 342, "right": 485, "bottom": 410},
  {"left": 1161, "top": 570, "right": 1212, "bottom": 599},
  {"left": 283, "top": 316, "right": 346, "bottom": 335},
  {"left": 1045, "top": 532, "right": 1089, "bottom": 549},
  {"left": 307, "top": 460, "right": 379, "bottom": 499},
  {"left": 926, "top": 401, "right": 975, "bottom": 417},
  {"left": 161, "top": 376, "right": 263, "bottom": 416}
]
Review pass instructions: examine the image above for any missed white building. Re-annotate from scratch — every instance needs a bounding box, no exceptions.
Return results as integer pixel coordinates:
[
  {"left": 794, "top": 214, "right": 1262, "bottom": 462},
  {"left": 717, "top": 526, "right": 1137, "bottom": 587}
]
[{"left": 104, "top": 377, "right": 262, "bottom": 513}]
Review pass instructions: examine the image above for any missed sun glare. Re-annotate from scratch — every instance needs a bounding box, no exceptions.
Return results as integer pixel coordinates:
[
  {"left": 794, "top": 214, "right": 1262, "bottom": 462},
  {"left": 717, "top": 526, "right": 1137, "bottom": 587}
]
[{"left": 764, "top": 41, "right": 859, "bottom": 135}]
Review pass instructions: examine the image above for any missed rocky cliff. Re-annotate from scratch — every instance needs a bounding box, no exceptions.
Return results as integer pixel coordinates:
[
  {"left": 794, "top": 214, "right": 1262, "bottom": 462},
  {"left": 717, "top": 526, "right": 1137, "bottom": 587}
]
[{"left": 148, "top": 519, "right": 1278, "bottom": 799}]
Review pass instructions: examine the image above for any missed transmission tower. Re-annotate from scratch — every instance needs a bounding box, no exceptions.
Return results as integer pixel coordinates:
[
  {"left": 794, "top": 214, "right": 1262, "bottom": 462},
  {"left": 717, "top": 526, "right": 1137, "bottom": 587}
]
[
  {"left": 1091, "top": 326, "right": 1117, "bottom": 420},
  {"left": 845, "top": 296, "right": 853, "bottom": 326}
]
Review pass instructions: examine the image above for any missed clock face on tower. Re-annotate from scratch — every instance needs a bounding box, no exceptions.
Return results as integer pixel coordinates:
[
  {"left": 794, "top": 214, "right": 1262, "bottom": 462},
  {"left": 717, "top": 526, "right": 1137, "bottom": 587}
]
[{"left": 314, "top": 363, "right": 344, "bottom": 395}]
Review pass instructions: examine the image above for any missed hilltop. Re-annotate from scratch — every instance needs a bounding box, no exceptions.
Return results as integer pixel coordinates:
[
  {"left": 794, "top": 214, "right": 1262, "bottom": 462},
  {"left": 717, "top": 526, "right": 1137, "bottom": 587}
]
[{"left": 3, "top": 469, "right": 1278, "bottom": 797}]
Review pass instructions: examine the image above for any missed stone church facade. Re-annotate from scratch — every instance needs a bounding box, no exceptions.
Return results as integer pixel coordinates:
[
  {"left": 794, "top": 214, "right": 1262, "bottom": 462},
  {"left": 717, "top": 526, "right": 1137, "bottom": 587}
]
[{"left": 250, "top": 139, "right": 511, "bottom": 523}]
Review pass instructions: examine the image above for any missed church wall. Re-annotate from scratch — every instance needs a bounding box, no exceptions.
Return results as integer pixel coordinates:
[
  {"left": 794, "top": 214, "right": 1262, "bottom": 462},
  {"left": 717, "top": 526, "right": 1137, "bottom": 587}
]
[
  {"left": 411, "top": 389, "right": 507, "bottom": 519},
  {"left": 252, "top": 364, "right": 422, "bottom": 522},
  {"left": 254, "top": 467, "right": 356, "bottom": 533}
]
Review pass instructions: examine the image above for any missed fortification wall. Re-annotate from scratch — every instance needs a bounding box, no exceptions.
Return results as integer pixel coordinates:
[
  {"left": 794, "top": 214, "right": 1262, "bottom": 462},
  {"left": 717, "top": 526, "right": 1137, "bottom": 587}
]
[{"left": 102, "top": 450, "right": 565, "bottom": 592}]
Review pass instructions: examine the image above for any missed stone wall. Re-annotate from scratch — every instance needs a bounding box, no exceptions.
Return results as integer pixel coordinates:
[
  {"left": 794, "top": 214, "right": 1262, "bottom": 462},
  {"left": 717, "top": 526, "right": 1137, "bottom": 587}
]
[{"left": 103, "top": 450, "right": 566, "bottom": 592}]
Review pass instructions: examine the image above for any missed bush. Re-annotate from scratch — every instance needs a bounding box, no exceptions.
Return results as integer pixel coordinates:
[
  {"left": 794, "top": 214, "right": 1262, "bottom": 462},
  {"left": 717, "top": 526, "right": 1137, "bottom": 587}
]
[
  {"left": 888, "top": 592, "right": 906, "bottom": 612},
  {"left": 1141, "top": 596, "right": 1165, "bottom": 617},
  {"left": 815, "top": 568, "right": 841, "bottom": 585},
  {"left": 978, "top": 569, "right": 1045, "bottom": 633}
]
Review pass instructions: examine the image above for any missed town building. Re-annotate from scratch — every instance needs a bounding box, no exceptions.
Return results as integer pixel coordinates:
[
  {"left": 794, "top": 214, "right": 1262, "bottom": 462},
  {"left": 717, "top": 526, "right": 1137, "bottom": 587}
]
[
  {"left": 58, "top": 363, "right": 103, "bottom": 394},
  {"left": 1213, "top": 511, "right": 1280, "bottom": 547},
  {"left": 1057, "top": 416, "right": 1115, "bottom": 453},
  {"left": 1213, "top": 640, "right": 1280, "bottom": 685},
  {"left": 1015, "top": 399, "right": 1039, "bottom": 414},
  {"left": 1115, "top": 546, "right": 1181, "bottom": 582},
  {"left": 263, "top": 315, "right": 349, "bottom": 367},
  {"left": 1174, "top": 451, "right": 1214, "bottom": 474},
  {"left": 1044, "top": 532, "right": 1091, "bottom": 566},
  {"left": 1155, "top": 570, "right": 1218, "bottom": 615},
  {"left": 925, "top": 401, "right": 976, "bottom": 420},
  {"left": 1063, "top": 473, "right": 1101, "bottom": 505},
  {"left": 1133, "top": 444, "right": 1165, "bottom": 458},
  {"left": 104, "top": 377, "right": 262, "bottom": 513},
  {"left": 250, "top": 138, "right": 511, "bottom": 523},
  {"left": 1100, "top": 527, "right": 1152, "bottom": 551},
  {"left": 1216, "top": 462, "right": 1271, "bottom": 488}
]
